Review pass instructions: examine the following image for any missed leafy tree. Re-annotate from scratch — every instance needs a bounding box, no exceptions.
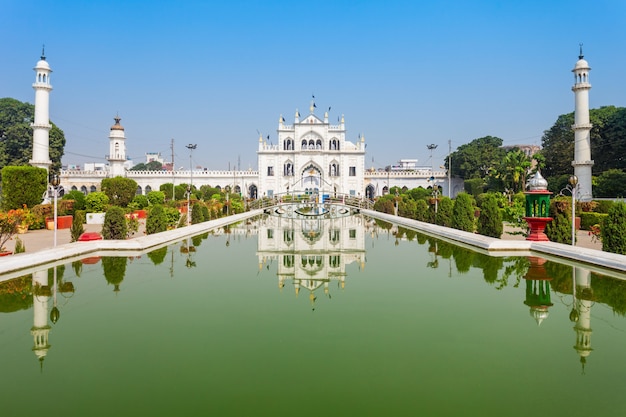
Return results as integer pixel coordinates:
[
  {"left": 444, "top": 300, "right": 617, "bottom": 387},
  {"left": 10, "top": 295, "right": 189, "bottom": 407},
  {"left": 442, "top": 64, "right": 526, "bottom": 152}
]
[
  {"left": 1, "top": 166, "right": 47, "bottom": 209},
  {"left": 130, "top": 161, "right": 163, "bottom": 171},
  {"left": 449, "top": 136, "right": 505, "bottom": 180},
  {"left": 102, "top": 206, "right": 127, "bottom": 240},
  {"left": 146, "top": 204, "right": 168, "bottom": 234},
  {"left": 541, "top": 106, "right": 625, "bottom": 180},
  {"left": 495, "top": 149, "right": 532, "bottom": 193},
  {"left": 477, "top": 193, "right": 503, "bottom": 238},
  {"left": 101, "top": 177, "right": 138, "bottom": 207},
  {"left": 0, "top": 98, "right": 66, "bottom": 174},
  {"left": 200, "top": 185, "right": 221, "bottom": 200},
  {"left": 594, "top": 169, "right": 626, "bottom": 198},
  {"left": 451, "top": 193, "right": 475, "bottom": 232},
  {"left": 601, "top": 202, "right": 626, "bottom": 254},
  {"left": 85, "top": 191, "right": 109, "bottom": 212}
]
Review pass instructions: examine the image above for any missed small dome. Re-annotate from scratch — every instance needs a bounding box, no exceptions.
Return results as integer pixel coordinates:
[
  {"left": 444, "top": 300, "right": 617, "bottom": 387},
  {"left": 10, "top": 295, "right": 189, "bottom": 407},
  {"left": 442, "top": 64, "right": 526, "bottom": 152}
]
[
  {"left": 34, "top": 59, "right": 50, "bottom": 71},
  {"left": 574, "top": 58, "right": 589, "bottom": 70},
  {"left": 527, "top": 170, "right": 548, "bottom": 191},
  {"left": 110, "top": 116, "right": 124, "bottom": 131}
]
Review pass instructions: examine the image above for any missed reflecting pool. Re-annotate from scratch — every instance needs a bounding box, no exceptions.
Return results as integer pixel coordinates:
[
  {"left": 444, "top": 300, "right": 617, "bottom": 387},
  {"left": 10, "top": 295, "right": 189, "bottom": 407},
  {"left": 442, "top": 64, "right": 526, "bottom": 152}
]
[{"left": 2, "top": 214, "right": 626, "bottom": 417}]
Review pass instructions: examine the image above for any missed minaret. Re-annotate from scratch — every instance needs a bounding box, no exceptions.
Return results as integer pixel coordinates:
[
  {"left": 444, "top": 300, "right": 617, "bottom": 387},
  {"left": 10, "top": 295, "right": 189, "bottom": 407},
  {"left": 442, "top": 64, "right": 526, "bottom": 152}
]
[
  {"left": 571, "top": 45, "right": 593, "bottom": 201},
  {"left": 107, "top": 116, "right": 127, "bottom": 177},
  {"left": 30, "top": 48, "right": 53, "bottom": 171},
  {"left": 572, "top": 267, "right": 593, "bottom": 373}
]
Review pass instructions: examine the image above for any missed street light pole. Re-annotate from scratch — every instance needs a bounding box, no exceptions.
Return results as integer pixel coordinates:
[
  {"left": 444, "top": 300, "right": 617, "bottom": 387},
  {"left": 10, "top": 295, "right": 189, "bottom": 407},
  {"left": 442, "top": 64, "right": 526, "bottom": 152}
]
[
  {"left": 50, "top": 174, "right": 60, "bottom": 247},
  {"left": 569, "top": 175, "right": 578, "bottom": 246},
  {"left": 186, "top": 144, "right": 197, "bottom": 226}
]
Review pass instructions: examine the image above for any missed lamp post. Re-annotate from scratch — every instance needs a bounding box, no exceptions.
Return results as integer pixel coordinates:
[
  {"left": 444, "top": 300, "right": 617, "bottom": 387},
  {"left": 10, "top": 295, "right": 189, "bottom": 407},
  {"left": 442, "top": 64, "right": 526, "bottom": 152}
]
[
  {"left": 568, "top": 175, "right": 578, "bottom": 247},
  {"left": 186, "top": 144, "right": 197, "bottom": 226},
  {"left": 50, "top": 174, "right": 60, "bottom": 247}
]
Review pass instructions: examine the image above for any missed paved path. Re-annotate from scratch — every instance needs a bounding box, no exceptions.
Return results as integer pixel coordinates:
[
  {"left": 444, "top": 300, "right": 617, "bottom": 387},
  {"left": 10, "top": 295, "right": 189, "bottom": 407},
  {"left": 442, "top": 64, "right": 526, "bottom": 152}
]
[
  {"left": 501, "top": 223, "right": 601, "bottom": 250},
  {"left": 3, "top": 222, "right": 145, "bottom": 254}
]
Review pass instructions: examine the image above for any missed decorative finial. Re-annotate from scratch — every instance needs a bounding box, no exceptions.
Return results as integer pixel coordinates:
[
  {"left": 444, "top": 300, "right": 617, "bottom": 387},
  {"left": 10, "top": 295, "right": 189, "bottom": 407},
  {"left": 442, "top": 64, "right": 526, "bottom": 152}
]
[
  {"left": 41, "top": 44, "right": 46, "bottom": 61},
  {"left": 579, "top": 43, "right": 584, "bottom": 60}
]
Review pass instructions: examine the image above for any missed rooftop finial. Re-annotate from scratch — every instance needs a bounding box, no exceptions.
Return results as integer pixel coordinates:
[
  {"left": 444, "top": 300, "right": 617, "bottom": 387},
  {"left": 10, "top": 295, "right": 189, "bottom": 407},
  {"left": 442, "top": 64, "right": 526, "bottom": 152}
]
[
  {"left": 579, "top": 43, "right": 584, "bottom": 60},
  {"left": 41, "top": 44, "right": 46, "bottom": 61}
]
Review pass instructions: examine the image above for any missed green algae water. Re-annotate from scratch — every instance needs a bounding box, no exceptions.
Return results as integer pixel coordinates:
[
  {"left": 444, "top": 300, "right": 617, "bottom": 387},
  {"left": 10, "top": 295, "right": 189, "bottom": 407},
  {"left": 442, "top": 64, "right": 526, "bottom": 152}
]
[{"left": 2, "top": 215, "right": 626, "bottom": 417}]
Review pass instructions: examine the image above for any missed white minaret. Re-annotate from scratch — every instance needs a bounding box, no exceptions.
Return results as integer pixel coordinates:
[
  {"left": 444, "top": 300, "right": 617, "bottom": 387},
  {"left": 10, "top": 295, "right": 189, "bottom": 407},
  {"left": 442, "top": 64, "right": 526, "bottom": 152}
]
[
  {"left": 107, "top": 116, "right": 127, "bottom": 177},
  {"left": 30, "top": 48, "right": 53, "bottom": 171},
  {"left": 571, "top": 45, "right": 593, "bottom": 201}
]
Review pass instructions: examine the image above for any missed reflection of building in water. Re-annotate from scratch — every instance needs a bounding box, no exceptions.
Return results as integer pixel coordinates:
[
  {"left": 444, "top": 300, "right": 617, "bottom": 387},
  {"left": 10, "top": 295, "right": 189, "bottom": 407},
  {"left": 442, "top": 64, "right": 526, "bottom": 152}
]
[
  {"left": 257, "top": 214, "right": 366, "bottom": 308},
  {"left": 523, "top": 257, "right": 553, "bottom": 325},
  {"left": 29, "top": 266, "right": 74, "bottom": 370},
  {"left": 31, "top": 270, "right": 51, "bottom": 369},
  {"left": 571, "top": 266, "right": 593, "bottom": 372}
]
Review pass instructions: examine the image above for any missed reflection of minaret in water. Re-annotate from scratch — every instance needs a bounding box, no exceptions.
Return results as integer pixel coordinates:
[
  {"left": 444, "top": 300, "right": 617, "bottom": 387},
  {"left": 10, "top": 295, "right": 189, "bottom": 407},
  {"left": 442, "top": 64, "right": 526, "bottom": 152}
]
[
  {"left": 31, "top": 270, "right": 51, "bottom": 370},
  {"left": 571, "top": 266, "right": 593, "bottom": 373},
  {"left": 523, "top": 257, "right": 553, "bottom": 325}
]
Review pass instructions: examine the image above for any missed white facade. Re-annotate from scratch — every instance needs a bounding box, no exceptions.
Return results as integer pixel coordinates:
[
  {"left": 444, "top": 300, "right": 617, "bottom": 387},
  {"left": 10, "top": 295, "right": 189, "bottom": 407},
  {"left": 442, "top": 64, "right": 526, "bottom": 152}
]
[
  {"left": 257, "top": 103, "right": 366, "bottom": 198},
  {"left": 30, "top": 51, "right": 53, "bottom": 171},
  {"left": 572, "top": 46, "right": 593, "bottom": 201}
]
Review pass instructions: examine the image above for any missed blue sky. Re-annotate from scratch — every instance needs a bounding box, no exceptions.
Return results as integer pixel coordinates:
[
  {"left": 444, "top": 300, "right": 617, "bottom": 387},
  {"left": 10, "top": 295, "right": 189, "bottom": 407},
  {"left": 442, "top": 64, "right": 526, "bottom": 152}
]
[{"left": 3, "top": 0, "right": 625, "bottom": 171}]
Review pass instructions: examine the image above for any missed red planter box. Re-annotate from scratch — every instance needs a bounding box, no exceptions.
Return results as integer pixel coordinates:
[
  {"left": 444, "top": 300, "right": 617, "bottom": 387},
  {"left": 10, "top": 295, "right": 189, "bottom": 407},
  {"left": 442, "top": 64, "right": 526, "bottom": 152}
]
[{"left": 45, "top": 215, "right": 73, "bottom": 230}]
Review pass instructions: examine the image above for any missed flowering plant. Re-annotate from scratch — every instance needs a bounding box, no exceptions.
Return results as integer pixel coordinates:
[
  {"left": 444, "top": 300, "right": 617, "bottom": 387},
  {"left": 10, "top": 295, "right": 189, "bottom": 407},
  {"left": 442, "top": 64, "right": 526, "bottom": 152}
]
[{"left": 0, "top": 210, "right": 22, "bottom": 251}]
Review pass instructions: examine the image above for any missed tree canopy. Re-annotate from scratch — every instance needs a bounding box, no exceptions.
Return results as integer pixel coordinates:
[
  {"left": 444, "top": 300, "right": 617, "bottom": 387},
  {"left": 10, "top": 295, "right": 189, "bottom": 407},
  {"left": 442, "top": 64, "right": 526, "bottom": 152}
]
[
  {"left": 449, "top": 136, "right": 505, "bottom": 180},
  {"left": 0, "top": 97, "right": 65, "bottom": 174}
]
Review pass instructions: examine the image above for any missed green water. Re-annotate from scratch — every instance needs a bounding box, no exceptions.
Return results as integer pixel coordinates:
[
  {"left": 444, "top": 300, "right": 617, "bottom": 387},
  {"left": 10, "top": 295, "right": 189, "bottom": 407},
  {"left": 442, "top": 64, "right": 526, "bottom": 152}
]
[{"left": 1, "top": 216, "right": 626, "bottom": 417}]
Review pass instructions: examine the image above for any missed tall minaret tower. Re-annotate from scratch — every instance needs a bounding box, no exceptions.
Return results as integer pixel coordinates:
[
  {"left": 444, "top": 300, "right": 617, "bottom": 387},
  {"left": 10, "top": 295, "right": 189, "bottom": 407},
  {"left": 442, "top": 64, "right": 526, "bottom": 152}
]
[
  {"left": 571, "top": 45, "right": 593, "bottom": 201},
  {"left": 30, "top": 48, "right": 53, "bottom": 171},
  {"left": 107, "top": 116, "right": 127, "bottom": 177}
]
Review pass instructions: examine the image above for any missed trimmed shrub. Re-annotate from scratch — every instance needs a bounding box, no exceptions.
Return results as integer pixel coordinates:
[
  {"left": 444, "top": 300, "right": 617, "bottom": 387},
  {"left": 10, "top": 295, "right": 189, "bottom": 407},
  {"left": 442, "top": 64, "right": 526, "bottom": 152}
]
[
  {"left": 1, "top": 166, "right": 48, "bottom": 209},
  {"left": 601, "top": 202, "right": 626, "bottom": 254},
  {"left": 62, "top": 190, "right": 86, "bottom": 210},
  {"left": 451, "top": 193, "right": 475, "bottom": 232},
  {"left": 415, "top": 199, "right": 431, "bottom": 222},
  {"left": 580, "top": 212, "right": 607, "bottom": 231},
  {"left": 545, "top": 198, "right": 572, "bottom": 244},
  {"left": 477, "top": 194, "right": 503, "bottom": 238},
  {"left": 85, "top": 192, "right": 109, "bottom": 212},
  {"left": 201, "top": 205, "right": 210, "bottom": 221},
  {"left": 146, "top": 204, "right": 168, "bottom": 235},
  {"left": 594, "top": 200, "right": 614, "bottom": 214},
  {"left": 435, "top": 197, "right": 453, "bottom": 227},
  {"left": 131, "top": 194, "right": 149, "bottom": 209},
  {"left": 102, "top": 206, "right": 127, "bottom": 240},
  {"left": 101, "top": 177, "right": 138, "bottom": 207},
  {"left": 70, "top": 210, "right": 86, "bottom": 242},
  {"left": 191, "top": 202, "right": 204, "bottom": 224},
  {"left": 147, "top": 191, "right": 165, "bottom": 206}
]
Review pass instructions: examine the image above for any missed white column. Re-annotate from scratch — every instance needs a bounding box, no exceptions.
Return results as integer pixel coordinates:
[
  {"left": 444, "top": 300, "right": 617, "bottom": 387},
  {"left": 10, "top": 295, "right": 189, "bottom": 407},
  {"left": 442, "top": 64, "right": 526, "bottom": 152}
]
[{"left": 571, "top": 47, "right": 593, "bottom": 201}]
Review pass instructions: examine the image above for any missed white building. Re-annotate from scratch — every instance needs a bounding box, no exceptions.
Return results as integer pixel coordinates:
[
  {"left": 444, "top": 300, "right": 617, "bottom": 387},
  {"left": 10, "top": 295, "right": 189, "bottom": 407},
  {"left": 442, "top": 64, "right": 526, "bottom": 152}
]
[{"left": 257, "top": 101, "right": 366, "bottom": 199}]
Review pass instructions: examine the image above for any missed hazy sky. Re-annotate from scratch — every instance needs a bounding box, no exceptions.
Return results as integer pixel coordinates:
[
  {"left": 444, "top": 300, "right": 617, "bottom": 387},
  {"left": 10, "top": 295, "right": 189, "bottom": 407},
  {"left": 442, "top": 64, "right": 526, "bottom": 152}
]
[{"left": 3, "top": 0, "right": 625, "bottom": 171}]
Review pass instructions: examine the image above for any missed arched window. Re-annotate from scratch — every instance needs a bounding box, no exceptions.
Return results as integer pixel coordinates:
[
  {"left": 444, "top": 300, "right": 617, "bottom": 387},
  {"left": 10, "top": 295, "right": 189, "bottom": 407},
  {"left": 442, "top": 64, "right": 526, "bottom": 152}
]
[
  {"left": 308, "top": 140, "right": 315, "bottom": 149},
  {"left": 234, "top": 185, "right": 241, "bottom": 194},
  {"left": 42, "top": 74, "right": 46, "bottom": 83},
  {"left": 145, "top": 185, "right": 152, "bottom": 193},
  {"left": 71, "top": 186, "right": 78, "bottom": 191},
  {"left": 137, "top": 186, "right": 143, "bottom": 195},
  {"left": 301, "top": 140, "right": 307, "bottom": 149},
  {"left": 90, "top": 185, "right": 97, "bottom": 193},
  {"left": 81, "top": 186, "right": 88, "bottom": 195},
  {"left": 284, "top": 162, "right": 294, "bottom": 176}
]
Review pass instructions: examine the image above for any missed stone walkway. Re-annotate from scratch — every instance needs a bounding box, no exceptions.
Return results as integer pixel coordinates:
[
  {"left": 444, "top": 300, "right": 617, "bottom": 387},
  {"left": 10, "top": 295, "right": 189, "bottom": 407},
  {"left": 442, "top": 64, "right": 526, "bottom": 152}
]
[{"left": 501, "top": 223, "right": 601, "bottom": 250}]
